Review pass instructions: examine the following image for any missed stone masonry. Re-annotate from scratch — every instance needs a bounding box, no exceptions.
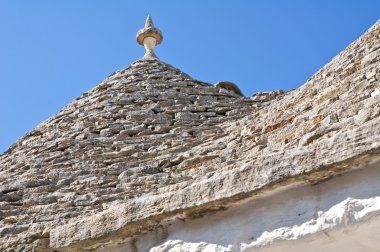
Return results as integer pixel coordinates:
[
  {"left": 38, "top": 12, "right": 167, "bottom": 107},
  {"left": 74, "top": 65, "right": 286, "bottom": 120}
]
[
  {"left": 0, "top": 18, "right": 379, "bottom": 251},
  {"left": 0, "top": 57, "right": 255, "bottom": 251}
]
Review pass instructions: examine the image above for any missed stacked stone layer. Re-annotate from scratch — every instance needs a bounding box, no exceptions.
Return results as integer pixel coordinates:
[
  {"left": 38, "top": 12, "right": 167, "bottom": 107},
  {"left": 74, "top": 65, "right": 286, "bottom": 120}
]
[
  {"left": 0, "top": 20, "right": 379, "bottom": 251},
  {"left": 0, "top": 58, "right": 254, "bottom": 251}
]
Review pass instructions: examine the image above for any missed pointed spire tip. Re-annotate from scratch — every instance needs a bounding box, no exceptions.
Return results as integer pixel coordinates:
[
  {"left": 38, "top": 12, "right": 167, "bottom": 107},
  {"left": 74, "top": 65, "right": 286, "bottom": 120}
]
[{"left": 145, "top": 15, "right": 154, "bottom": 28}]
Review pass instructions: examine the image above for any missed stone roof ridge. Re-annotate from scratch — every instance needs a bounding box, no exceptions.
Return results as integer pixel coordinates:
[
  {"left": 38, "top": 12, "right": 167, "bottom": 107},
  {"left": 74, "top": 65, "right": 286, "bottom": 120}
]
[
  {"left": 367, "top": 18, "right": 380, "bottom": 32},
  {"left": 303, "top": 18, "right": 380, "bottom": 86}
]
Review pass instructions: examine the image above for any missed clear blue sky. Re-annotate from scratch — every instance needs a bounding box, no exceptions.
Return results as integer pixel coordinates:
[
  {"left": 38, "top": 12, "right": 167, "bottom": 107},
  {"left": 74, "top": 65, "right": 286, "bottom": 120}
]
[{"left": 0, "top": 1, "right": 379, "bottom": 154}]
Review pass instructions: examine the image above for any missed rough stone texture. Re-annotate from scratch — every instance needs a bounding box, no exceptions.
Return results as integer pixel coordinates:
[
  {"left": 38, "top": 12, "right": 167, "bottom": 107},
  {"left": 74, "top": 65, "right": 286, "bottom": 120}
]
[
  {"left": 215, "top": 81, "right": 244, "bottom": 96},
  {"left": 0, "top": 58, "right": 253, "bottom": 251},
  {"left": 0, "top": 19, "right": 379, "bottom": 251},
  {"left": 251, "top": 90, "right": 285, "bottom": 102}
]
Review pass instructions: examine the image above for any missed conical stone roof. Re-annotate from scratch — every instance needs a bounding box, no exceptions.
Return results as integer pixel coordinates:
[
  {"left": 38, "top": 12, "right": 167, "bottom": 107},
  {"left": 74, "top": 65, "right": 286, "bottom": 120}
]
[
  {"left": 0, "top": 57, "right": 254, "bottom": 251},
  {"left": 1, "top": 18, "right": 379, "bottom": 252}
]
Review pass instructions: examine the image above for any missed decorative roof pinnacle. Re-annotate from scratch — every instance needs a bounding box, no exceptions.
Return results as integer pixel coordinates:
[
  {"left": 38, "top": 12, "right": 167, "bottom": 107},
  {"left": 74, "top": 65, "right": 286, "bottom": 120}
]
[{"left": 136, "top": 16, "right": 163, "bottom": 59}]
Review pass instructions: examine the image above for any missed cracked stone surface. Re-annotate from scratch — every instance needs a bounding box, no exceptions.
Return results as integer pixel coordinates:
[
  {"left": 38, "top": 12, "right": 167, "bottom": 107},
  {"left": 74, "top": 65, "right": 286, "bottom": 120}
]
[{"left": 0, "top": 19, "right": 379, "bottom": 252}]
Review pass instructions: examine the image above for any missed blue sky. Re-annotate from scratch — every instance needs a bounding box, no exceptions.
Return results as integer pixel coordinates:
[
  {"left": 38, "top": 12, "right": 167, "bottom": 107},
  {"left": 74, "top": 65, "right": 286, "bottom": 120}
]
[{"left": 0, "top": 1, "right": 379, "bottom": 154}]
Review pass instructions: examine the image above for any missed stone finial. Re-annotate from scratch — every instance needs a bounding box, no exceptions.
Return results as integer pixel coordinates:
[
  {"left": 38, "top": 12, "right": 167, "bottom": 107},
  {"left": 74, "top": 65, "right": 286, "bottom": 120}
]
[{"left": 136, "top": 16, "right": 163, "bottom": 59}]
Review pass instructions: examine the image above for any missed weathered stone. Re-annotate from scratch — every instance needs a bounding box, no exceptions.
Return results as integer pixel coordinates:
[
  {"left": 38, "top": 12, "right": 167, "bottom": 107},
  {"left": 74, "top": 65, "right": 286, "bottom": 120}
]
[
  {"left": 0, "top": 18, "right": 379, "bottom": 252},
  {"left": 73, "top": 194, "right": 98, "bottom": 207},
  {"left": 215, "top": 81, "right": 244, "bottom": 96},
  {"left": 251, "top": 90, "right": 285, "bottom": 102},
  {"left": 0, "top": 224, "right": 29, "bottom": 236}
]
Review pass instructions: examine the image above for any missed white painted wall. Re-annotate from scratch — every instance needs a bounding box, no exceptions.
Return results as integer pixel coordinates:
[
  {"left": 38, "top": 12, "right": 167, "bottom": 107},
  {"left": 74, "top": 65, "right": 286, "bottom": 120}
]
[{"left": 97, "top": 159, "right": 380, "bottom": 252}]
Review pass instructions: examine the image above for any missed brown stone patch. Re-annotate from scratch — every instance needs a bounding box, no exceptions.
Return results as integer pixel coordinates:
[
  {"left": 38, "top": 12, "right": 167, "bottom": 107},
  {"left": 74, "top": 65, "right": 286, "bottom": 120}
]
[
  {"left": 314, "top": 86, "right": 345, "bottom": 106},
  {"left": 280, "top": 90, "right": 316, "bottom": 112},
  {"left": 312, "top": 115, "right": 323, "bottom": 124},
  {"left": 265, "top": 116, "right": 295, "bottom": 133},
  {"left": 301, "top": 115, "right": 324, "bottom": 130},
  {"left": 177, "top": 163, "right": 200, "bottom": 171}
]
